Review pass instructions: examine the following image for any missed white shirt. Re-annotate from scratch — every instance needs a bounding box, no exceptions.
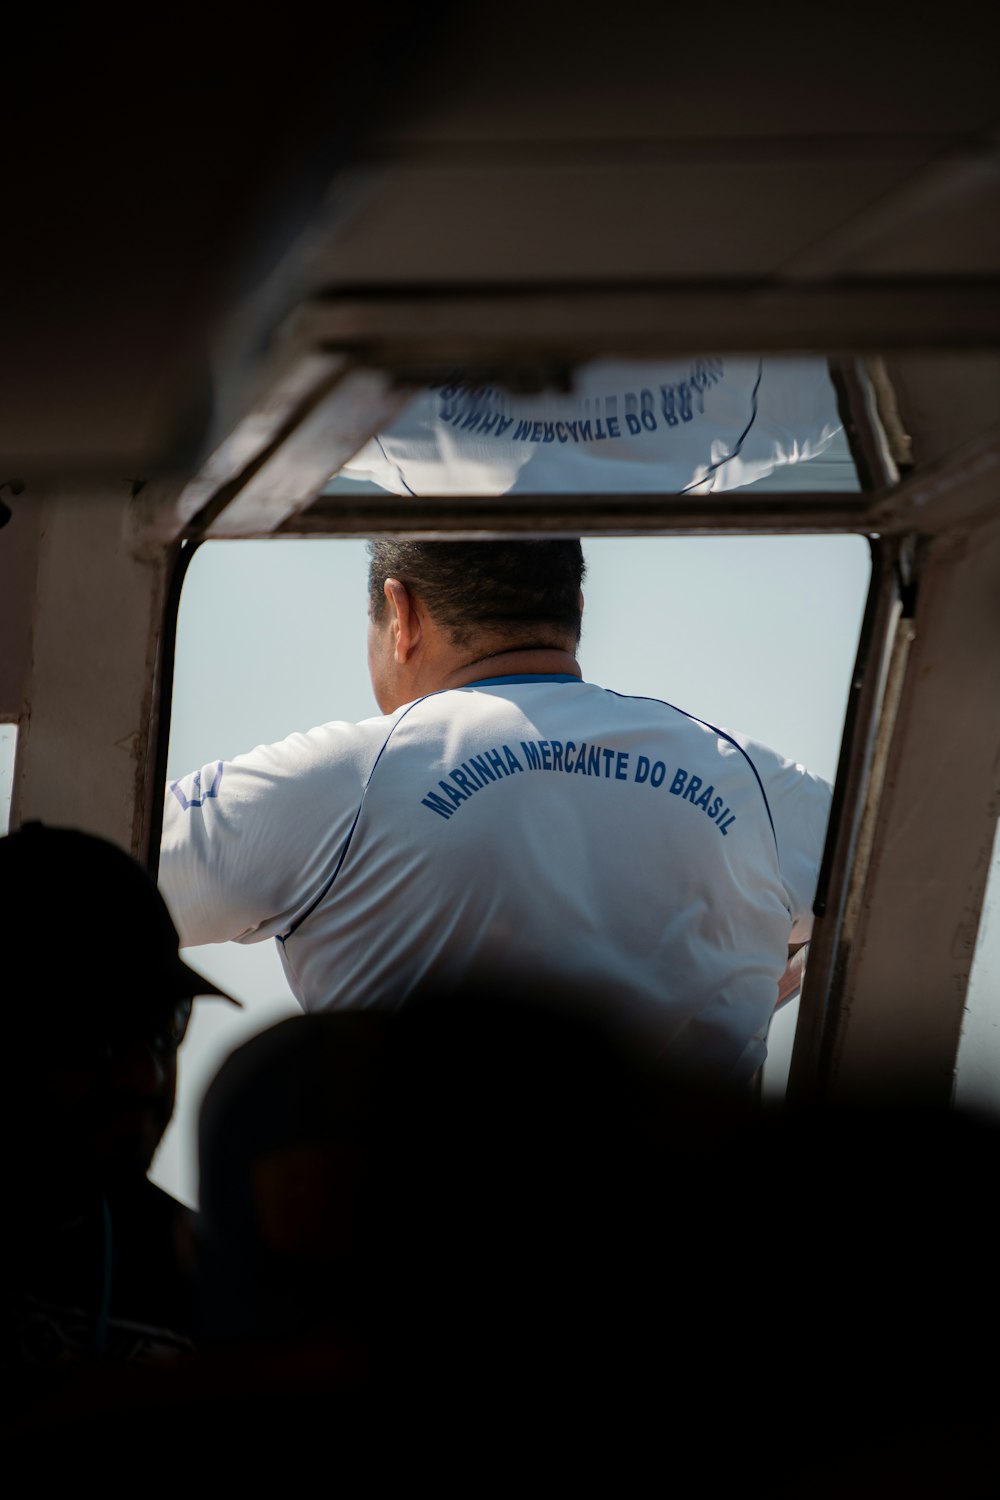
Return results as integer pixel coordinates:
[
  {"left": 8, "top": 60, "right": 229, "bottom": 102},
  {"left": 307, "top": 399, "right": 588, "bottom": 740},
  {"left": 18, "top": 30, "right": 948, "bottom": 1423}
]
[{"left": 160, "top": 677, "right": 831, "bottom": 1081}]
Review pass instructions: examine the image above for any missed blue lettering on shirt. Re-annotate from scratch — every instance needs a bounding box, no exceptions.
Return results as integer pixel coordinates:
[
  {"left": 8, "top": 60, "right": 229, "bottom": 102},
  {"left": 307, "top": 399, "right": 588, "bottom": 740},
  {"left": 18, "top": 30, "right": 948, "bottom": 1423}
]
[
  {"left": 469, "top": 752, "right": 497, "bottom": 784},
  {"left": 418, "top": 735, "right": 737, "bottom": 838},
  {"left": 486, "top": 746, "right": 508, "bottom": 778},
  {"left": 433, "top": 362, "right": 725, "bottom": 450},
  {"left": 170, "top": 762, "right": 223, "bottom": 812},
  {"left": 451, "top": 766, "right": 479, "bottom": 797},
  {"left": 421, "top": 792, "right": 454, "bottom": 820}
]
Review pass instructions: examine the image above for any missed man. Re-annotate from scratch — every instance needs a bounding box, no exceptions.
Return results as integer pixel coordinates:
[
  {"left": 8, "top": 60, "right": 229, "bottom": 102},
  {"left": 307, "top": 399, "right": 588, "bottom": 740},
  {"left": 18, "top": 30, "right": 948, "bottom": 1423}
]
[
  {"left": 0, "top": 822, "right": 238, "bottom": 1413},
  {"left": 160, "top": 539, "right": 830, "bottom": 1086}
]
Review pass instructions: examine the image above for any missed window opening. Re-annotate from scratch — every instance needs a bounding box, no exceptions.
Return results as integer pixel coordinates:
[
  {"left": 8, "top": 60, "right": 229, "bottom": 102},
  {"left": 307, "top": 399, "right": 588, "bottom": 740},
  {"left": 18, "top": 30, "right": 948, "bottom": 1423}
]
[{"left": 154, "top": 533, "right": 871, "bottom": 1207}]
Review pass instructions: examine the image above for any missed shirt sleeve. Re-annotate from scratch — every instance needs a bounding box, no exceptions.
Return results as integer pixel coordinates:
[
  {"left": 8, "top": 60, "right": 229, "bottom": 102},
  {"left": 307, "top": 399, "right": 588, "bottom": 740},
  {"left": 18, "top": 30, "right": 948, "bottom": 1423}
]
[
  {"left": 158, "top": 722, "right": 372, "bottom": 948},
  {"left": 727, "top": 733, "right": 833, "bottom": 945}
]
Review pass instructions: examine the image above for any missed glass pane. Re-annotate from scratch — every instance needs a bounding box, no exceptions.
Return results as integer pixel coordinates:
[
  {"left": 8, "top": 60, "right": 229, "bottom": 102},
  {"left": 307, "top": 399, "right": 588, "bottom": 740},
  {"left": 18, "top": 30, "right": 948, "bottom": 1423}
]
[{"left": 331, "top": 356, "right": 860, "bottom": 497}]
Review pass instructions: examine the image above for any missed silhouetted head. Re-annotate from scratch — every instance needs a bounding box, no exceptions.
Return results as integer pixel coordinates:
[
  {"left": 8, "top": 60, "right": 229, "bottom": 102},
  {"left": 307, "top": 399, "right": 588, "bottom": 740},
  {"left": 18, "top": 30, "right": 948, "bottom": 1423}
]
[{"left": 0, "top": 821, "right": 238, "bottom": 1196}]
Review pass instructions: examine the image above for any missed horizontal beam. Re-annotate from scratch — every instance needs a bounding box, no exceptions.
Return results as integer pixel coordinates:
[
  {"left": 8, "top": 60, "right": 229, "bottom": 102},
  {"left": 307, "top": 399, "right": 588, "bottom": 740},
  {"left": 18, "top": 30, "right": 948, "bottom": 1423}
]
[
  {"left": 353, "top": 133, "right": 971, "bottom": 170},
  {"left": 291, "top": 281, "right": 1000, "bottom": 364},
  {"left": 282, "top": 492, "right": 874, "bottom": 538}
]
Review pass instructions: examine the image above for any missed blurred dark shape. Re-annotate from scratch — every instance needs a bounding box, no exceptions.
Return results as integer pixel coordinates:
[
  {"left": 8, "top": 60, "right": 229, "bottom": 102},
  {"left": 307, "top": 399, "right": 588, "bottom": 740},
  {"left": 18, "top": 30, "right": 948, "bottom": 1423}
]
[
  {"left": 0, "top": 821, "right": 237, "bottom": 1429},
  {"left": 197, "top": 1009, "right": 393, "bottom": 1347},
  {"left": 194, "top": 984, "right": 725, "bottom": 1413},
  {"left": 1, "top": 6, "right": 454, "bottom": 478},
  {"left": 192, "top": 980, "right": 1000, "bottom": 1487},
  {"left": 9, "top": 961, "right": 1000, "bottom": 1490}
]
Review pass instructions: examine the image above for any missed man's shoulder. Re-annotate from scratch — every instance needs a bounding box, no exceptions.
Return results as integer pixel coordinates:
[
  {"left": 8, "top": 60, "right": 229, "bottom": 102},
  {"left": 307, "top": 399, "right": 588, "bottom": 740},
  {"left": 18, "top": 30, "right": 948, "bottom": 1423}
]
[
  {"left": 244, "top": 713, "right": 399, "bottom": 764},
  {"left": 717, "top": 726, "right": 833, "bottom": 803},
  {"left": 163, "top": 717, "right": 403, "bottom": 844},
  {"left": 177, "top": 714, "right": 398, "bottom": 790}
]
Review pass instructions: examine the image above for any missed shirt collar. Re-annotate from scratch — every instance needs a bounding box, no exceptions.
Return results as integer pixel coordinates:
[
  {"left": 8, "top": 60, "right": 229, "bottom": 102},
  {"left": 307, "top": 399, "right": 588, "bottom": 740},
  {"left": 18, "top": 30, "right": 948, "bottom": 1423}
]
[{"left": 463, "top": 673, "right": 582, "bottom": 688}]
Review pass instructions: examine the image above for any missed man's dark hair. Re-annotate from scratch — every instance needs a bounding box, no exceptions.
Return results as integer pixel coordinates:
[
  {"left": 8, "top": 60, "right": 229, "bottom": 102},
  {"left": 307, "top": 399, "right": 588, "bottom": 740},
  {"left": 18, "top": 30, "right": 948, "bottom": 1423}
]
[{"left": 367, "top": 540, "right": 586, "bottom": 647}]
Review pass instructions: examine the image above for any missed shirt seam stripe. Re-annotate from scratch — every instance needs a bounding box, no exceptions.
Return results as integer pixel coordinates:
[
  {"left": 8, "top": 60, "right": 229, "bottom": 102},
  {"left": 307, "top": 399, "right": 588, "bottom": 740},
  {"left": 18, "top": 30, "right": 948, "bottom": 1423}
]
[
  {"left": 280, "top": 692, "right": 441, "bottom": 939},
  {"left": 601, "top": 685, "right": 779, "bottom": 855}
]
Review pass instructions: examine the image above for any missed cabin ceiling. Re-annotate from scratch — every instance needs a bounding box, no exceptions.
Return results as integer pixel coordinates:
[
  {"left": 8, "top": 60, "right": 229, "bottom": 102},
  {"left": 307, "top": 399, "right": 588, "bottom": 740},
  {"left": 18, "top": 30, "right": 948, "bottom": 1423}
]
[{"left": 2, "top": 3, "right": 998, "bottom": 539}]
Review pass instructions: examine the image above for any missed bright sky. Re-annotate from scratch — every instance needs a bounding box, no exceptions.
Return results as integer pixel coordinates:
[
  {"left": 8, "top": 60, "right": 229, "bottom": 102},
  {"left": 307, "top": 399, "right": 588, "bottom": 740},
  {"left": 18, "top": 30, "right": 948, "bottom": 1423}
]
[{"left": 152, "top": 521, "right": 874, "bottom": 1207}]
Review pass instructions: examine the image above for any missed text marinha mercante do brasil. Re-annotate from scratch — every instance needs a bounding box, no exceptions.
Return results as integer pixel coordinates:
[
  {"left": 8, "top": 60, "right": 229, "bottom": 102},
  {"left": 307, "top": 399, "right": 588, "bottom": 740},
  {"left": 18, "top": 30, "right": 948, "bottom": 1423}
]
[{"left": 421, "top": 739, "right": 737, "bottom": 836}]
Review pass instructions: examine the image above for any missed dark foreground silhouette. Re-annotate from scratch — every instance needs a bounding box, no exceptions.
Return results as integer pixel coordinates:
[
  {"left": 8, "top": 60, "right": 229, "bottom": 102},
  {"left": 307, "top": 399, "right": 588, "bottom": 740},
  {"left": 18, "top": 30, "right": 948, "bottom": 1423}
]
[
  {"left": 9, "top": 979, "right": 1000, "bottom": 1492},
  {"left": 0, "top": 822, "right": 237, "bottom": 1437}
]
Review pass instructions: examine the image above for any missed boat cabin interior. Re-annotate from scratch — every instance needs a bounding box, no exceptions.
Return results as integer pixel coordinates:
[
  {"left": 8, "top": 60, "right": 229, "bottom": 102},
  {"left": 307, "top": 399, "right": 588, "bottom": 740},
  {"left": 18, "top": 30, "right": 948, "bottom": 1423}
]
[{"left": 2, "top": 3, "right": 999, "bottom": 1113}]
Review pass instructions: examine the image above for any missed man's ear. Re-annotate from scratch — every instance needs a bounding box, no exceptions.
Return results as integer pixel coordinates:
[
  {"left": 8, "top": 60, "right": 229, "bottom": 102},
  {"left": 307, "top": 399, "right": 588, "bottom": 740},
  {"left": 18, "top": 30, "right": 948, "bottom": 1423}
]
[{"left": 384, "top": 578, "right": 421, "bottom": 663}]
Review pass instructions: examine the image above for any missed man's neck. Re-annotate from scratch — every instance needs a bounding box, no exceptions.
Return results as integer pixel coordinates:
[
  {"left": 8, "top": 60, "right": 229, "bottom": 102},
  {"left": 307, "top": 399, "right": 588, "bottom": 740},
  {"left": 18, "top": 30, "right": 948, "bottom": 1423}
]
[{"left": 442, "top": 646, "right": 582, "bottom": 691}]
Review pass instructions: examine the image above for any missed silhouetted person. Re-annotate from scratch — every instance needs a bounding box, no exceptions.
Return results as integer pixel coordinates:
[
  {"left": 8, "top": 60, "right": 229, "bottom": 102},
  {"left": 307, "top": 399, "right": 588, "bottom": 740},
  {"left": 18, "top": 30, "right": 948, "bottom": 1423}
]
[
  {"left": 192, "top": 978, "right": 751, "bottom": 1463},
  {"left": 0, "top": 821, "right": 238, "bottom": 1435},
  {"left": 195, "top": 979, "right": 1000, "bottom": 1489}
]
